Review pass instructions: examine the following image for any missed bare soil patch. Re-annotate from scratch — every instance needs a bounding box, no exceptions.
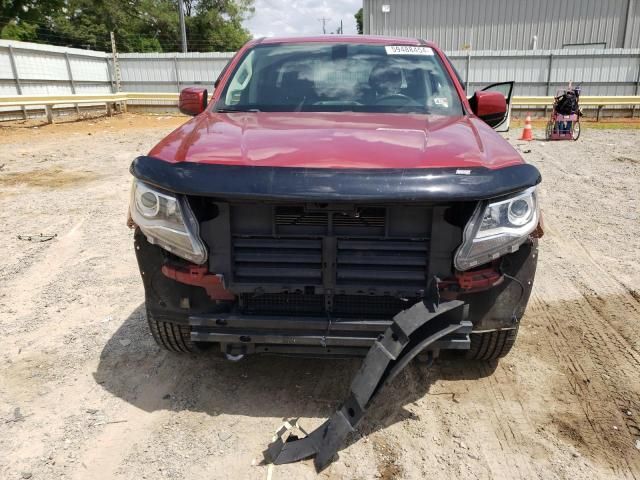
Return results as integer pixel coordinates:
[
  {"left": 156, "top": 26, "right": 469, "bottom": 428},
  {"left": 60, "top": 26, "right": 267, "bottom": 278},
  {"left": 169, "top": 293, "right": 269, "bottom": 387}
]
[
  {"left": 0, "top": 167, "right": 100, "bottom": 189},
  {"left": 0, "top": 116, "right": 639, "bottom": 479}
]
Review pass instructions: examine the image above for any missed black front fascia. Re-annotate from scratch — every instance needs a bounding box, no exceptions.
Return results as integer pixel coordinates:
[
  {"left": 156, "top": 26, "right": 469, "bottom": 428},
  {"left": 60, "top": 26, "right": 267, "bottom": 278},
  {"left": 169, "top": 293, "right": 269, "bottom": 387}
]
[{"left": 130, "top": 156, "right": 541, "bottom": 202}]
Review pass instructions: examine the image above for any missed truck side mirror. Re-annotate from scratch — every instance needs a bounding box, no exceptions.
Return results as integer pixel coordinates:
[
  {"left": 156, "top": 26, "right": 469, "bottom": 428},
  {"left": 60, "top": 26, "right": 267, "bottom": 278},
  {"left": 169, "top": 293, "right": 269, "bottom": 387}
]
[
  {"left": 179, "top": 87, "right": 208, "bottom": 116},
  {"left": 469, "top": 90, "right": 507, "bottom": 128}
]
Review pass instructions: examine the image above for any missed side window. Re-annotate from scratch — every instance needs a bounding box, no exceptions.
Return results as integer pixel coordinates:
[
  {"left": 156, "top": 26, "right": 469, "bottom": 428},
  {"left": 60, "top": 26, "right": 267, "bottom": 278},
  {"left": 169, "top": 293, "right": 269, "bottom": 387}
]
[
  {"left": 441, "top": 53, "right": 465, "bottom": 91},
  {"left": 214, "top": 60, "right": 231, "bottom": 89},
  {"left": 426, "top": 70, "right": 454, "bottom": 112},
  {"left": 225, "top": 50, "right": 254, "bottom": 105},
  {"left": 452, "top": 65, "right": 465, "bottom": 91}
]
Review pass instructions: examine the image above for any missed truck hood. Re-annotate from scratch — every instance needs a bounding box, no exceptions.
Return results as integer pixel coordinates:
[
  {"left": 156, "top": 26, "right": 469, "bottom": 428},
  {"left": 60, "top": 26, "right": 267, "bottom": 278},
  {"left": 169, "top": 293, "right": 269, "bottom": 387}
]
[{"left": 148, "top": 111, "right": 523, "bottom": 170}]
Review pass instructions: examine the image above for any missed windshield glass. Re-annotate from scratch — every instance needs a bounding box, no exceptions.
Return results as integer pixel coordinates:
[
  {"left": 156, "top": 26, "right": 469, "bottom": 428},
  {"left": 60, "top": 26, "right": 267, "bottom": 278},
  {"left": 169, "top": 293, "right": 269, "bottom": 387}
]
[{"left": 214, "top": 43, "right": 463, "bottom": 115}]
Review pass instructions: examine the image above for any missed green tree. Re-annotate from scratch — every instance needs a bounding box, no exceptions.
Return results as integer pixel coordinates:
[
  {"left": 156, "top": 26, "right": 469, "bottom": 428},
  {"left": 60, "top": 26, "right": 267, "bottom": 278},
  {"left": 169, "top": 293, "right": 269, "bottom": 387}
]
[
  {"left": 355, "top": 7, "right": 363, "bottom": 34},
  {"left": 1, "top": 0, "right": 253, "bottom": 52},
  {"left": 186, "top": 0, "right": 253, "bottom": 51},
  {"left": 1, "top": 0, "right": 64, "bottom": 40},
  {"left": 1, "top": 20, "right": 38, "bottom": 41}
]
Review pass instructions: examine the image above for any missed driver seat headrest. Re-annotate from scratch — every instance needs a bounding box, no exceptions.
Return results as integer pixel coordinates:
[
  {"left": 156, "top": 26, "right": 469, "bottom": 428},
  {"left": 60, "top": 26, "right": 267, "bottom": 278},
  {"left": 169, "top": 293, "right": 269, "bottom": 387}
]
[{"left": 368, "top": 60, "right": 403, "bottom": 93}]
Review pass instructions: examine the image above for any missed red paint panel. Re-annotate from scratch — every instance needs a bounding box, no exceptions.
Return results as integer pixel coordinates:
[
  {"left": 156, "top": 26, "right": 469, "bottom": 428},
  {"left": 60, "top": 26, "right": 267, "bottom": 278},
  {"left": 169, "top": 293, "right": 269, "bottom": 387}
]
[
  {"left": 161, "top": 264, "right": 236, "bottom": 300},
  {"left": 179, "top": 87, "right": 208, "bottom": 116},
  {"left": 473, "top": 91, "right": 507, "bottom": 118},
  {"left": 149, "top": 111, "right": 522, "bottom": 170},
  {"left": 149, "top": 37, "right": 522, "bottom": 171}
]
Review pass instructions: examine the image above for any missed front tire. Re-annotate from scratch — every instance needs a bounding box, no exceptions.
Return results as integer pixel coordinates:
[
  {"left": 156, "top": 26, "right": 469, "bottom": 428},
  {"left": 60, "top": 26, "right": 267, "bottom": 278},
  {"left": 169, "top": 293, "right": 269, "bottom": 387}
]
[
  {"left": 146, "top": 308, "right": 202, "bottom": 353},
  {"left": 572, "top": 121, "right": 581, "bottom": 141},
  {"left": 465, "top": 328, "right": 519, "bottom": 361},
  {"left": 545, "top": 121, "right": 554, "bottom": 140}
]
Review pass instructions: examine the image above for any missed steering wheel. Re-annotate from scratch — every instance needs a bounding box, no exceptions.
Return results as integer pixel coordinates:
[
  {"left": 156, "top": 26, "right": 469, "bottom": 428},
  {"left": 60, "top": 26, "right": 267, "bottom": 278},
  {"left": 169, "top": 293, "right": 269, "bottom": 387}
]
[{"left": 374, "top": 93, "right": 419, "bottom": 106}]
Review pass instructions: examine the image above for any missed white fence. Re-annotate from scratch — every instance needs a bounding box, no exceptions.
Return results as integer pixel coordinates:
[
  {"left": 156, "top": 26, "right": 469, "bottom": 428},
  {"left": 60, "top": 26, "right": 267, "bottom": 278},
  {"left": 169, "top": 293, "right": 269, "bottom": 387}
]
[
  {"left": 1, "top": 39, "right": 640, "bottom": 117},
  {"left": 0, "top": 40, "right": 234, "bottom": 97},
  {"left": 118, "top": 52, "right": 234, "bottom": 93},
  {"left": 448, "top": 48, "right": 640, "bottom": 97},
  {"left": 0, "top": 41, "right": 112, "bottom": 97}
]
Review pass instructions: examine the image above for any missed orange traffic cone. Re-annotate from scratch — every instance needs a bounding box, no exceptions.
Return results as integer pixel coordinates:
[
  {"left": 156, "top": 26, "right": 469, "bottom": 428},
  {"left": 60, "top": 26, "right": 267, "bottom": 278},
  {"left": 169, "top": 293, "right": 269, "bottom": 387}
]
[{"left": 520, "top": 113, "right": 533, "bottom": 141}]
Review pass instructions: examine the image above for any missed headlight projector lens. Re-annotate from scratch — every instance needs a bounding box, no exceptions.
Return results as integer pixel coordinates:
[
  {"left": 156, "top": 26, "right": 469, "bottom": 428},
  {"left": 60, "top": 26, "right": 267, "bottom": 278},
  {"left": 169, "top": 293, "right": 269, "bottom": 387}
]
[
  {"left": 129, "top": 180, "right": 207, "bottom": 264},
  {"left": 454, "top": 187, "right": 539, "bottom": 271},
  {"left": 138, "top": 191, "right": 159, "bottom": 217},
  {"left": 508, "top": 198, "right": 531, "bottom": 226}
]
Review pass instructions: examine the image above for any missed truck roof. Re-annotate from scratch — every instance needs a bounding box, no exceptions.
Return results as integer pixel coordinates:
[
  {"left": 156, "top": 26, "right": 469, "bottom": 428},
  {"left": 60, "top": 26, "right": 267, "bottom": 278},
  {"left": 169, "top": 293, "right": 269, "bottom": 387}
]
[{"left": 253, "top": 35, "right": 436, "bottom": 48}]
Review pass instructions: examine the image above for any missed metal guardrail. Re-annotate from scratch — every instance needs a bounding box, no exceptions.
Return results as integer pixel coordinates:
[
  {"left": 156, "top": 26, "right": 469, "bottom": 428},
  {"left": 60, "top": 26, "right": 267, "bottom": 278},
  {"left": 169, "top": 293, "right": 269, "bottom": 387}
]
[
  {"left": 0, "top": 93, "right": 130, "bottom": 123},
  {"left": 513, "top": 95, "right": 640, "bottom": 106},
  {"left": 2, "top": 93, "right": 640, "bottom": 123},
  {"left": 122, "top": 92, "right": 180, "bottom": 101},
  {"left": 0, "top": 93, "right": 128, "bottom": 106}
]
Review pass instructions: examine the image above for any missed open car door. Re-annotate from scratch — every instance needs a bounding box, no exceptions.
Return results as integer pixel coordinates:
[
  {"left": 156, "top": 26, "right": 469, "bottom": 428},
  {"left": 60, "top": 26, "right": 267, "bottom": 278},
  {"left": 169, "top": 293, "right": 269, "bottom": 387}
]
[{"left": 477, "top": 81, "right": 514, "bottom": 132}]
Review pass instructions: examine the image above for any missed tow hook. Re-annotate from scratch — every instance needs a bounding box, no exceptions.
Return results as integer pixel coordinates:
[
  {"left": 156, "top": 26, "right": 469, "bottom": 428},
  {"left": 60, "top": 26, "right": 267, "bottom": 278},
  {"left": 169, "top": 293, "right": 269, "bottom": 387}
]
[
  {"left": 263, "top": 299, "right": 471, "bottom": 472},
  {"left": 225, "top": 353, "right": 245, "bottom": 362}
]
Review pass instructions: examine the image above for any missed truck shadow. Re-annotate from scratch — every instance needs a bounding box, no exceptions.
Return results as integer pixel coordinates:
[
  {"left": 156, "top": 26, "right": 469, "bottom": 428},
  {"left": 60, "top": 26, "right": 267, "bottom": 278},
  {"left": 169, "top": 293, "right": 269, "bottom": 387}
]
[{"left": 93, "top": 304, "right": 496, "bottom": 443}]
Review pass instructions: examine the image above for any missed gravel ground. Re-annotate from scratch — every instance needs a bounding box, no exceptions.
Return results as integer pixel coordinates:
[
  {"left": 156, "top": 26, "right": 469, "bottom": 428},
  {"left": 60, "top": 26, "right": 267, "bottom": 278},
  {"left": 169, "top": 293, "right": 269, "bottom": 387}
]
[{"left": 0, "top": 114, "right": 639, "bottom": 480}]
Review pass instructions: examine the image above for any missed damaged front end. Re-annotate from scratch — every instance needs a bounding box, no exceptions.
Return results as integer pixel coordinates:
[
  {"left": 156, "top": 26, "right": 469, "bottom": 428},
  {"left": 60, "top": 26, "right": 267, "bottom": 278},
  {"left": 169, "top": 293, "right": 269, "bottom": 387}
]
[
  {"left": 264, "top": 298, "right": 470, "bottom": 471},
  {"left": 128, "top": 157, "right": 541, "bottom": 469},
  {"left": 128, "top": 159, "right": 541, "bottom": 358}
]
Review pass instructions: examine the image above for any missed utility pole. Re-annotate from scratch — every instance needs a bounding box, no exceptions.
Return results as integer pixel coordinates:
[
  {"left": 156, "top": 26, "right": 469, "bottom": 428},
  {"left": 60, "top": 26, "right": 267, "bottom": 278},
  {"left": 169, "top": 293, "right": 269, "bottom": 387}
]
[
  {"left": 110, "top": 32, "right": 122, "bottom": 93},
  {"left": 178, "top": 0, "right": 188, "bottom": 53},
  {"left": 110, "top": 31, "right": 125, "bottom": 114},
  {"left": 318, "top": 17, "right": 330, "bottom": 34},
  {"left": 339, "top": 19, "right": 343, "bottom": 34}
]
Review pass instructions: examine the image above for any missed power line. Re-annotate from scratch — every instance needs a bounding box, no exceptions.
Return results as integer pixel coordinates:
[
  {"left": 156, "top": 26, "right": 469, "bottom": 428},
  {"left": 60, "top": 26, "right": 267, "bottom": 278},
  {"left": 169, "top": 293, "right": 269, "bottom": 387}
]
[{"left": 0, "top": 15, "right": 237, "bottom": 52}]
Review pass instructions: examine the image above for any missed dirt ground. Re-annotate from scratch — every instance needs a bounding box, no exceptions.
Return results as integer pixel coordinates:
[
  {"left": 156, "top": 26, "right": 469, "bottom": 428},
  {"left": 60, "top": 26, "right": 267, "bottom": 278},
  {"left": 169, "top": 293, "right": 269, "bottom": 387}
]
[{"left": 1, "top": 113, "right": 639, "bottom": 480}]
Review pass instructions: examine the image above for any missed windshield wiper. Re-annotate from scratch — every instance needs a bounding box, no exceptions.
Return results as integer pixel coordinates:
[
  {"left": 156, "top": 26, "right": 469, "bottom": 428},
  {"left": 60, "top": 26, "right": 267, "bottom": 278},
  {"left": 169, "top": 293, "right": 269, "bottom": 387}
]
[{"left": 215, "top": 107, "right": 261, "bottom": 113}]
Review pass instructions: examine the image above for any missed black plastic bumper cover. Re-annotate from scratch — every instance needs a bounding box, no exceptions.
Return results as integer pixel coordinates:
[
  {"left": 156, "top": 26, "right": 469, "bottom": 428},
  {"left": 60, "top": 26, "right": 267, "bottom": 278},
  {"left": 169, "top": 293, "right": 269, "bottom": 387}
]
[
  {"left": 263, "top": 299, "right": 470, "bottom": 471},
  {"left": 130, "top": 156, "right": 541, "bottom": 202}
]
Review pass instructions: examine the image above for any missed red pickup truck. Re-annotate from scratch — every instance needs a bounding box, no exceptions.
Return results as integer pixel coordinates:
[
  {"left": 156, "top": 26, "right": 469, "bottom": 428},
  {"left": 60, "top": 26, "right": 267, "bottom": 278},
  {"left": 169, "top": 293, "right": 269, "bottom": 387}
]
[{"left": 128, "top": 36, "right": 541, "bottom": 365}]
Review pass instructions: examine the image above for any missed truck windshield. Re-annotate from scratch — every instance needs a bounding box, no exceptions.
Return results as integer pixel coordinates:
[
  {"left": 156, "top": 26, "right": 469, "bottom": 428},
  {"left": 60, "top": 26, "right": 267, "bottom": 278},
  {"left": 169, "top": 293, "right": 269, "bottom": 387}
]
[{"left": 214, "top": 43, "right": 463, "bottom": 115}]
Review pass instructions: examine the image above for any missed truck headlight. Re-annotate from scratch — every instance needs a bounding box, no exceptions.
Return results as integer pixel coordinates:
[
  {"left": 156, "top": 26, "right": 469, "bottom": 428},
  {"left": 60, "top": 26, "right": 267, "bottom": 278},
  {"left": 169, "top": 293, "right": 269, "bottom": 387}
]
[
  {"left": 129, "top": 180, "right": 207, "bottom": 264},
  {"left": 454, "top": 187, "right": 539, "bottom": 271}
]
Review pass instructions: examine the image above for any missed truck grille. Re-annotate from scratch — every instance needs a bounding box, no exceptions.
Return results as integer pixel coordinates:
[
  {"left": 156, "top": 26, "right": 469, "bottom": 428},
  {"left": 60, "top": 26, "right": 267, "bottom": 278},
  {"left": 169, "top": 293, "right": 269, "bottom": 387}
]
[
  {"left": 332, "top": 294, "right": 417, "bottom": 318},
  {"left": 232, "top": 237, "right": 322, "bottom": 284},
  {"left": 231, "top": 236, "right": 428, "bottom": 292},
  {"left": 275, "top": 206, "right": 386, "bottom": 229},
  {"left": 336, "top": 239, "right": 428, "bottom": 289},
  {"left": 240, "top": 292, "right": 418, "bottom": 319},
  {"left": 240, "top": 293, "right": 324, "bottom": 315},
  {"left": 204, "top": 202, "right": 434, "bottom": 318}
]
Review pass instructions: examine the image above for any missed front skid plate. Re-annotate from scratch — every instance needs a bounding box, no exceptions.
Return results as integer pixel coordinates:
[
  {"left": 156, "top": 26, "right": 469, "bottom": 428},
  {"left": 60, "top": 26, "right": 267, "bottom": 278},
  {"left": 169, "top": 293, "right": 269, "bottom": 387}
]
[{"left": 263, "top": 300, "right": 470, "bottom": 471}]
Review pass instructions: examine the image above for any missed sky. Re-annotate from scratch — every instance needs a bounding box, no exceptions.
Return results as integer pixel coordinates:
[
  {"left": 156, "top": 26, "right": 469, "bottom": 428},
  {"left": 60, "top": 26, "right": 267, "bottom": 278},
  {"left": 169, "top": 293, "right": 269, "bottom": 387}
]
[{"left": 243, "top": 0, "right": 362, "bottom": 38}]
